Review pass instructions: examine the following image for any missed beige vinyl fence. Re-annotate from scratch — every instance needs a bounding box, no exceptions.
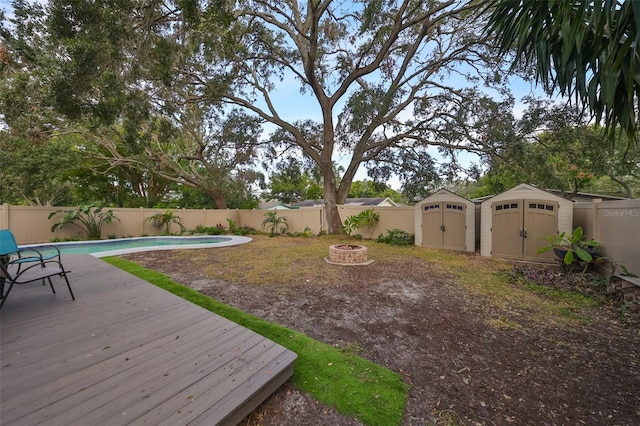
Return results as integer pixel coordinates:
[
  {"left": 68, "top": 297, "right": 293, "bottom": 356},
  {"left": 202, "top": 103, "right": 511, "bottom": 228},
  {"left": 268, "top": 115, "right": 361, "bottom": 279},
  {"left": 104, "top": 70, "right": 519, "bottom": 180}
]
[
  {"left": 3, "top": 201, "right": 637, "bottom": 276},
  {"left": 0, "top": 204, "right": 412, "bottom": 245},
  {"left": 574, "top": 199, "right": 640, "bottom": 277}
]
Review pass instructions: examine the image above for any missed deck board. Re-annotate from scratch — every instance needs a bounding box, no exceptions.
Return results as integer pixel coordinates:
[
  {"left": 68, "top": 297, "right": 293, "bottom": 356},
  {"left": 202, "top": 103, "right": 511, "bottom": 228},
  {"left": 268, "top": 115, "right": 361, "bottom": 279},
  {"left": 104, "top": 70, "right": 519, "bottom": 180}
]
[{"left": 0, "top": 255, "right": 297, "bottom": 426}]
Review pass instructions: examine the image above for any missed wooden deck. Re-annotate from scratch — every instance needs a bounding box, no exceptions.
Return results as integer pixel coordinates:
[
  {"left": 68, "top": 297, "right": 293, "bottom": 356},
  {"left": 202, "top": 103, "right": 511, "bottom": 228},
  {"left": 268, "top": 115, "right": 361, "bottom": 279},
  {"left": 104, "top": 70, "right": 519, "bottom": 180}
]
[{"left": 0, "top": 255, "right": 297, "bottom": 425}]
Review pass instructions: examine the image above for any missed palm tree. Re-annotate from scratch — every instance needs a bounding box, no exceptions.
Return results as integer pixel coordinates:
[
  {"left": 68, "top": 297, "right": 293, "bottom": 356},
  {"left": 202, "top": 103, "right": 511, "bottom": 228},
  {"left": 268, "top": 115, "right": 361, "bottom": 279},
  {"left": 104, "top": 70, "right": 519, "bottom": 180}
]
[
  {"left": 145, "top": 211, "right": 185, "bottom": 235},
  {"left": 484, "top": 0, "right": 640, "bottom": 144},
  {"left": 261, "top": 211, "right": 288, "bottom": 237}
]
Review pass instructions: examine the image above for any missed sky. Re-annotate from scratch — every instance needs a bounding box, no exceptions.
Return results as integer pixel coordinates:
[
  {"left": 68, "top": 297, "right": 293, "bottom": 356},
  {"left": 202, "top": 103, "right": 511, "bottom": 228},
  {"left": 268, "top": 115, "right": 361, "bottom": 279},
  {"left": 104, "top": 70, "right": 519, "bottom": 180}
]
[{"left": 0, "top": 0, "right": 18, "bottom": 17}]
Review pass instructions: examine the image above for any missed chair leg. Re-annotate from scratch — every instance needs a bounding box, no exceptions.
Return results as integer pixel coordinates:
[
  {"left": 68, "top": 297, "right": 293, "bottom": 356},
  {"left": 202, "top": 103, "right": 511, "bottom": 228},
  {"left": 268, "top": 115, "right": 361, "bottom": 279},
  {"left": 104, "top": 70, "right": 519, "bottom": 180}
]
[
  {"left": 46, "top": 276, "right": 57, "bottom": 294},
  {"left": 0, "top": 273, "right": 75, "bottom": 310},
  {"left": 60, "top": 272, "right": 75, "bottom": 301},
  {"left": 0, "top": 281, "right": 15, "bottom": 309}
]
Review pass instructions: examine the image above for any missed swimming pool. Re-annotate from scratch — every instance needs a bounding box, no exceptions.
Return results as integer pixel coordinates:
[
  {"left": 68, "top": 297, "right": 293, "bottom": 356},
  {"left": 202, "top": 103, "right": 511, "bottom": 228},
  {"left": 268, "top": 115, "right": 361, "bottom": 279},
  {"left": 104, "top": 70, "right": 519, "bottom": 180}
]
[{"left": 20, "top": 235, "right": 252, "bottom": 258}]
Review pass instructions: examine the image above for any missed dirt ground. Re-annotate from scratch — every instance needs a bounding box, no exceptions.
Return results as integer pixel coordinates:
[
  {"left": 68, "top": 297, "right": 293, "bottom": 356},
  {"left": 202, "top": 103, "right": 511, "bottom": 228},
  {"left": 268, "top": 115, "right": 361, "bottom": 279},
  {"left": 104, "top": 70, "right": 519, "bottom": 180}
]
[{"left": 122, "top": 246, "right": 640, "bottom": 426}]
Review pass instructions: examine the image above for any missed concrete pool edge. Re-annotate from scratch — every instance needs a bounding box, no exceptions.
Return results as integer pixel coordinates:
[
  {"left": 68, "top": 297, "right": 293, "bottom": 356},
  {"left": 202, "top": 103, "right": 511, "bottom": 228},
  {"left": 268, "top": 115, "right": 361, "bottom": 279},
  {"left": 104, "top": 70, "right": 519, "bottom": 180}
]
[{"left": 20, "top": 235, "right": 253, "bottom": 258}]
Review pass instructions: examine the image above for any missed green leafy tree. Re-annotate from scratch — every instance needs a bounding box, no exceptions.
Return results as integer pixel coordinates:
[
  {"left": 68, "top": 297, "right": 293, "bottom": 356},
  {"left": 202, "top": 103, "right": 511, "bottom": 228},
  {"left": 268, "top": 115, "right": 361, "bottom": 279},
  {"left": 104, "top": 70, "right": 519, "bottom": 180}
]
[
  {"left": 141, "top": 0, "right": 508, "bottom": 233},
  {"left": 14, "top": 1, "right": 515, "bottom": 227},
  {"left": 4, "top": 0, "right": 255, "bottom": 210},
  {"left": 470, "top": 97, "right": 640, "bottom": 199},
  {"left": 45, "top": 0, "right": 258, "bottom": 210},
  {"left": 264, "top": 157, "right": 324, "bottom": 204},
  {"left": 0, "top": 1, "right": 59, "bottom": 142},
  {"left": 0, "top": 134, "right": 79, "bottom": 205},
  {"left": 485, "top": 0, "right": 640, "bottom": 144},
  {"left": 48, "top": 205, "right": 119, "bottom": 240},
  {"left": 1, "top": 1, "right": 175, "bottom": 208},
  {"left": 348, "top": 180, "right": 402, "bottom": 204}
]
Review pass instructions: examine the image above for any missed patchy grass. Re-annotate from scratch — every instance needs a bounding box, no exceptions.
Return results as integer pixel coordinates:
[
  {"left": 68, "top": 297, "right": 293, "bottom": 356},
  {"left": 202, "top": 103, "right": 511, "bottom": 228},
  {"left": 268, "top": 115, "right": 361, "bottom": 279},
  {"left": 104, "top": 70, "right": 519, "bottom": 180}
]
[
  {"left": 184, "top": 235, "right": 605, "bottom": 329},
  {"left": 104, "top": 256, "right": 408, "bottom": 426}
]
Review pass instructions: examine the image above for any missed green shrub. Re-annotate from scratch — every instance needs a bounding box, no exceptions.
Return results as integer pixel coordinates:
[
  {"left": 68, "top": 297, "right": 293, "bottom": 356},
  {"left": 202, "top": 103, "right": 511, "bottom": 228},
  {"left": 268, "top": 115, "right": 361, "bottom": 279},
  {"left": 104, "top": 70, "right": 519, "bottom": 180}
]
[
  {"left": 226, "top": 218, "right": 238, "bottom": 233},
  {"left": 193, "top": 224, "right": 227, "bottom": 235},
  {"left": 49, "top": 205, "right": 120, "bottom": 240},
  {"left": 377, "top": 229, "right": 415, "bottom": 246},
  {"left": 288, "top": 226, "right": 314, "bottom": 238},
  {"left": 236, "top": 225, "right": 258, "bottom": 236},
  {"left": 343, "top": 209, "right": 380, "bottom": 239}
]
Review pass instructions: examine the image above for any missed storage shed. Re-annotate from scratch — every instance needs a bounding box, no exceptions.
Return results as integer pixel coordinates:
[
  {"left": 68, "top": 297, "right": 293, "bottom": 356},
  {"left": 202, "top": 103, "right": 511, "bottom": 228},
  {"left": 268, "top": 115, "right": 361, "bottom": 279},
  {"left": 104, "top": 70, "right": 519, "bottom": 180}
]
[
  {"left": 480, "top": 183, "right": 573, "bottom": 262},
  {"left": 415, "top": 189, "right": 475, "bottom": 252}
]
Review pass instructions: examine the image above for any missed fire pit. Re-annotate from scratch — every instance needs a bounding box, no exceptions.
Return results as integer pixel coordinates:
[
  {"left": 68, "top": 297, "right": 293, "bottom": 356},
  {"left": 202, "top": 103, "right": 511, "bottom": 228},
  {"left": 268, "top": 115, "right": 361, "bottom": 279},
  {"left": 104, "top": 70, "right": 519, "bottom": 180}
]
[{"left": 326, "top": 244, "right": 373, "bottom": 265}]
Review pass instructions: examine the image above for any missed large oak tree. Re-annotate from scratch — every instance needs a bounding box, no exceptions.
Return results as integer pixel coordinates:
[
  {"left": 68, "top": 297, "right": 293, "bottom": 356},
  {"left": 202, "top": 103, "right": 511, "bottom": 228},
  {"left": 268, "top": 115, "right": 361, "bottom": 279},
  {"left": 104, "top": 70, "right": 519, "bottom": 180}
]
[{"left": 204, "top": 0, "right": 508, "bottom": 232}]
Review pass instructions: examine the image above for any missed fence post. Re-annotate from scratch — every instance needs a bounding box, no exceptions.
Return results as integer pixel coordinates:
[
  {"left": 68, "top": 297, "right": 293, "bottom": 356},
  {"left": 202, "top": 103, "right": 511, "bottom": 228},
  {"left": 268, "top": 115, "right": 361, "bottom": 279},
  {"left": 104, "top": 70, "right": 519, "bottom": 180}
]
[
  {"left": 1, "top": 203, "right": 9, "bottom": 229},
  {"left": 592, "top": 199, "right": 601, "bottom": 241},
  {"left": 140, "top": 207, "right": 145, "bottom": 236}
]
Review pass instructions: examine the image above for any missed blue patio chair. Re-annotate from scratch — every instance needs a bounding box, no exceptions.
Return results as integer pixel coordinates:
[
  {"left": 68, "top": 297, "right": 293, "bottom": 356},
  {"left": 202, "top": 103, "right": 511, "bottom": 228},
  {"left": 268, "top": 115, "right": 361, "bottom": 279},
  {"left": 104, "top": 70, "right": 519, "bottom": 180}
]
[{"left": 0, "top": 229, "right": 74, "bottom": 310}]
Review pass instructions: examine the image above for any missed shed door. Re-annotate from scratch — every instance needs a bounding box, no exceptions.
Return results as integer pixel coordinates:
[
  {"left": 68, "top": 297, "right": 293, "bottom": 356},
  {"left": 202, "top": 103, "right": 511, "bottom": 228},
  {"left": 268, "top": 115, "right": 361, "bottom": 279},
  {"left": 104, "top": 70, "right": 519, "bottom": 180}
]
[
  {"left": 491, "top": 201, "right": 523, "bottom": 260},
  {"left": 492, "top": 199, "right": 559, "bottom": 261},
  {"left": 443, "top": 203, "right": 466, "bottom": 251},
  {"left": 523, "top": 200, "right": 558, "bottom": 262},
  {"left": 422, "top": 203, "right": 443, "bottom": 248},
  {"left": 422, "top": 202, "right": 466, "bottom": 250}
]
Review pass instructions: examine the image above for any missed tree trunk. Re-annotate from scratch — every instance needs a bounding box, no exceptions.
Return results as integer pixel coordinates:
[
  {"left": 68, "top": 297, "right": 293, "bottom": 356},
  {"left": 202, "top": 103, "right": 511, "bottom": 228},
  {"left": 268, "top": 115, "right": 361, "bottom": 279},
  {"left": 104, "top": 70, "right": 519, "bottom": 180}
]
[
  {"left": 207, "top": 190, "right": 228, "bottom": 209},
  {"left": 323, "top": 186, "right": 343, "bottom": 234},
  {"left": 320, "top": 161, "right": 343, "bottom": 234}
]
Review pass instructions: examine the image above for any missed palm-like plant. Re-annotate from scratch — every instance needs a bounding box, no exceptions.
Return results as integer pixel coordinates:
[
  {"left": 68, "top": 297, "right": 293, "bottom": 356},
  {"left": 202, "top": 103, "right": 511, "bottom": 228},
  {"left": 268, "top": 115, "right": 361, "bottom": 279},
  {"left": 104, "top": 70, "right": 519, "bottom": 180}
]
[
  {"left": 343, "top": 209, "right": 380, "bottom": 239},
  {"left": 484, "top": 0, "right": 640, "bottom": 144},
  {"left": 538, "top": 227, "right": 606, "bottom": 281},
  {"left": 145, "top": 211, "right": 185, "bottom": 235},
  {"left": 49, "top": 205, "right": 119, "bottom": 240},
  {"left": 261, "top": 211, "right": 288, "bottom": 237}
]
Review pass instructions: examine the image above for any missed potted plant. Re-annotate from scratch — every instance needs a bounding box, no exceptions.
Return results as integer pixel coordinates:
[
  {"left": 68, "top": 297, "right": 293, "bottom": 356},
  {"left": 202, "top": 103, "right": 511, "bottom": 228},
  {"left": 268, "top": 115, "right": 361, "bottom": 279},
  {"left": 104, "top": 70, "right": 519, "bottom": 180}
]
[{"left": 538, "top": 227, "right": 605, "bottom": 277}]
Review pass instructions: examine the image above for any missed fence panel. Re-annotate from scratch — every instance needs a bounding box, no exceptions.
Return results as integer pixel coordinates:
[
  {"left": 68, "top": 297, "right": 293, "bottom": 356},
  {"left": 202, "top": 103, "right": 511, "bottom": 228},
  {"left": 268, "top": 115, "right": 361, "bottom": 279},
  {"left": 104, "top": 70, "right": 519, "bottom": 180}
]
[
  {"left": 337, "top": 205, "right": 415, "bottom": 238},
  {"left": 6, "top": 205, "right": 78, "bottom": 244},
  {"left": 574, "top": 199, "right": 640, "bottom": 276}
]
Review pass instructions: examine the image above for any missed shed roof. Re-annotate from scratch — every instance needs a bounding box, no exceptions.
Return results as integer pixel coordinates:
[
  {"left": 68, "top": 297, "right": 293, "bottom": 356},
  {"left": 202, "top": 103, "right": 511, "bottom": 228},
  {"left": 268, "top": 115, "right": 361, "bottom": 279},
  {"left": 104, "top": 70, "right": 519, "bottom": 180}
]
[
  {"left": 478, "top": 183, "right": 571, "bottom": 205},
  {"left": 472, "top": 184, "right": 629, "bottom": 203},
  {"left": 417, "top": 188, "right": 474, "bottom": 204}
]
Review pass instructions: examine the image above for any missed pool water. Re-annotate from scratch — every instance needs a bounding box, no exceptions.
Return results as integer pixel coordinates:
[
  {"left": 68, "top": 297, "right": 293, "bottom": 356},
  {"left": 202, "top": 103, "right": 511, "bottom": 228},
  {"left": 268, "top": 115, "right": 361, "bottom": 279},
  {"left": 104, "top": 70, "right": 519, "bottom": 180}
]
[{"left": 20, "top": 236, "right": 249, "bottom": 257}]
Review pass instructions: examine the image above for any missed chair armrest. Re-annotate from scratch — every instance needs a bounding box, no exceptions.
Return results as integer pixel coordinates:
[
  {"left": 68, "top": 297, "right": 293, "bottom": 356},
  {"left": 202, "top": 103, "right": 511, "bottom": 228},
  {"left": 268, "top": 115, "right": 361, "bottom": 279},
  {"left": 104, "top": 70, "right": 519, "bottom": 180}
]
[
  {"left": 17, "top": 245, "right": 62, "bottom": 262},
  {"left": 2, "top": 257, "right": 67, "bottom": 284}
]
